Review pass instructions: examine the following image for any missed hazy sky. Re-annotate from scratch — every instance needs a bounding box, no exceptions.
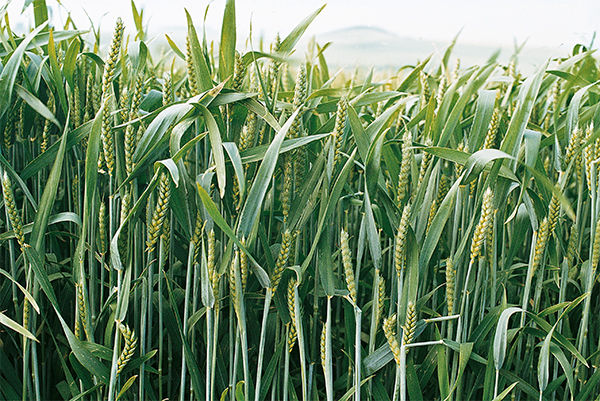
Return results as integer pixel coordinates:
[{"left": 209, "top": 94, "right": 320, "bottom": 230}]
[{"left": 6, "top": 0, "right": 599, "bottom": 49}]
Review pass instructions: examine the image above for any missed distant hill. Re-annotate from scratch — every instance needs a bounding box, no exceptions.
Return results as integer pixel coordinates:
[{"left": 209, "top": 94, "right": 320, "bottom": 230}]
[
  {"left": 314, "top": 26, "right": 567, "bottom": 72},
  {"left": 143, "top": 24, "right": 572, "bottom": 73}
]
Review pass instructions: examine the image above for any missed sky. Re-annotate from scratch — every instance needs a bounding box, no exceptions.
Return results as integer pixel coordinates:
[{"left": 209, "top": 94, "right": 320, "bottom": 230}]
[{"left": 5, "top": 0, "right": 599, "bottom": 58}]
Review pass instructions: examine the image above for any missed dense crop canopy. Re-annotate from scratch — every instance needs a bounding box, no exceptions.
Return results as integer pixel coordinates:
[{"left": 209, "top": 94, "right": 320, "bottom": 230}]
[{"left": 1, "top": 1, "right": 600, "bottom": 400}]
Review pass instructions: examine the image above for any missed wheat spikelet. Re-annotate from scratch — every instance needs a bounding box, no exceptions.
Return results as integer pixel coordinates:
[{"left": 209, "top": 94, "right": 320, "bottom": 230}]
[
  {"left": 402, "top": 301, "right": 416, "bottom": 347},
  {"left": 426, "top": 198, "right": 438, "bottom": 235},
  {"left": 229, "top": 250, "right": 239, "bottom": 308},
  {"left": 591, "top": 220, "right": 600, "bottom": 271},
  {"left": 446, "top": 258, "right": 456, "bottom": 315},
  {"left": 427, "top": 175, "right": 449, "bottom": 233},
  {"left": 584, "top": 124, "right": 597, "bottom": 195},
  {"left": 332, "top": 97, "right": 348, "bottom": 167},
  {"left": 95, "top": 30, "right": 117, "bottom": 170},
  {"left": 191, "top": 211, "right": 203, "bottom": 265},
  {"left": 452, "top": 58, "right": 461, "bottom": 82},
  {"left": 394, "top": 103, "right": 405, "bottom": 133},
  {"left": 419, "top": 71, "right": 429, "bottom": 109},
  {"left": 76, "top": 282, "right": 90, "bottom": 340},
  {"left": 206, "top": 229, "right": 220, "bottom": 310},
  {"left": 544, "top": 80, "right": 558, "bottom": 129},
  {"left": 532, "top": 217, "right": 549, "bottom": 273},
  {"left": 470, "top": 188, "right": 494, "bottom": 264},
  {"left": 566, "top": 225, "right": 578, "bottom": 269},
  {"left": 435, "top": 71, "right": 447, "bottom": 113},
  {"left": 102, "top": 18, "right": 124, "bottom": 97},
  {"left": 240, "top": 238, "right": 248, "bottom": 292},
  {"left": 116, "top": 323, "right": 137, "bottom": 376},
  {"left": 287, "top": 278, "right": 297, "bottom": 352},
  {"left": 40, "top": 96, "right": 53, "bottom": 153},
  {"left": 483, "top": 107, "right": 500, "bottom": 149},
  {"left": 84, "top": 72, "right": 95, "bottom": 122},
  {"left": 2, "top": 172, "right": 25, "bottom": 250},
  {"left": 547, "top": 192, "right": 560, "bottom": 237},
  {"left": 340, "top": 229, "right": 356, "bottom": 303},
  {"left": 486, "top": 209, "right": 496, "bottom": 267},
  {"left": 186, "top": 36, "right": 198, "bottom": 96},
  {"left": 320, "top": 324, "right": 327, "bottom": 370},
  {"left": 281, "top": 158, "right": 293, "bottom": 222},
  {"left": 271, "top": 231, "right": 292, "bottom": 292},
  {"left": 456, "top": 141, "right": 468, "bottom": 178},
  {"left": 394, "top": 203, "right": 411, "bottom": 278},
  {"left": 565, "top": 126, "right": 583, "bottom": 171},
  {"left": 383, "top": 314, "right": 402, "bottom": 366},
  {"left": 160, "top": 219, "right": 171, "bottom": 268},
  {"left": 22, "top": 300, "right": 30, "bottom": 345},
  {"left": 16, "top": 102, "right": 23, "bottom": 141},
  {"left": 232, "top": 51, "right": 245, "bottom": 91},
  {"left": 73, "top": 68, "right": 82, "bottom": 127},
  {"left": 118, "top": 85, "right": 129, "bottom": 123},
  {"left": 162, "top": 73, "right": 173, "bottom": 106},
  {"left": 268, "top": 34, "right": 282, "bottom": 98},
  {"left": 146, "top": 173, "right": 171, "bottom": 252},
  {"left": 207, "top": 229, "right": 216, "bottom": 286},
  {"left": 396, "top": 132, "right": 412, "bottom": 205},
  {"left": 418, "top": 139, "right": 433, "bottom": 185},
  {"left": 376, "top": 274, "right": 385, "bottom": 331},
  {"left": 100, "top": 97, "right": 115, "bottom": 175},
  {"left": 232, "top": 175, "right": 241, "bottom": 213},
  {"left": 125, "top": 74, "right": 144, "bottom": 175}
]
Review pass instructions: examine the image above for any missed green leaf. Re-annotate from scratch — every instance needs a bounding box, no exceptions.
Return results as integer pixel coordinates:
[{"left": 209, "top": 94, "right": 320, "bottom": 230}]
[
  {"left": 24, "top": 246, "right": 110, "bottom": 382},
  {"left": 419, "top": 176, "right": 461, "bottom": 268},
  {"left": 0, "top": 22, "right": 48, "bottom": 119},
  {"left": 462, "top": 149, "right": 513, "bottom": 184},
  {"left": 165, "top": 34, "right": 185, "bottom": 60},
  {"left": 278, "top": 5, "right": 326, "bottom": 55},
  {"left": 219, "top": 0, "right": 236, "bottom": 83},
  {"left": 223, "top": 142, "right": 245, "bottom": 197},
  {"left": 185, "top": 9, "right": 213, "bottom": 91},
  {"left": 363, "top": 188, "right": 382, "bottom": 269},
  {"left": 196, "top": 184, "right": 270, "bottom": 288},
  {"left": 200, "top": 105, "right": 227, "bottom": 197},
  {"left": 116, "top": 375, "right": 137, "bottom": 400},
  {"left": 238, "top": 108, "right": 299, "bottom": 238},
  {"left": 300, "top": 149, "right": 356, "bottom": 274},
  {"left": 29, "top": 112, "right": 70, "bottom": 251},
  {"left": 0, "top": 312, "right": 38, "bottom": 342},
  {"left": 500, "top": 62, "right": 547, "bottom": 157},
  {"left": 493, "top": 307, "right": 522, "bottom": 371},
  {"left": 491, "top": 382, "right": 518, "bottom": 401},
  {"left": 15, "top": 83, "right": 60, "bottom": 128}
]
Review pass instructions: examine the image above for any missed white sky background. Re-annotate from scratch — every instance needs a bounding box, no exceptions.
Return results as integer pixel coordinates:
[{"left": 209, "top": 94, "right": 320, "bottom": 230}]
[{"left": 6, "top": 0, "right": 599, "bottom": 50}]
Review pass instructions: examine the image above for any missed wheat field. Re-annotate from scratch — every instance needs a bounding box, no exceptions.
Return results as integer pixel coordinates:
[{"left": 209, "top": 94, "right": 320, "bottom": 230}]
[{"left": 0, "top": 1, "right": 599, "bottom": 400}]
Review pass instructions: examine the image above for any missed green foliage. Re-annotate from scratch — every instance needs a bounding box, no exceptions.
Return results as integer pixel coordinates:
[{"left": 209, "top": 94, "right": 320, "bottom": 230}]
[{"left": 1, "top": 2, "right": 600, "bottom": 401}]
